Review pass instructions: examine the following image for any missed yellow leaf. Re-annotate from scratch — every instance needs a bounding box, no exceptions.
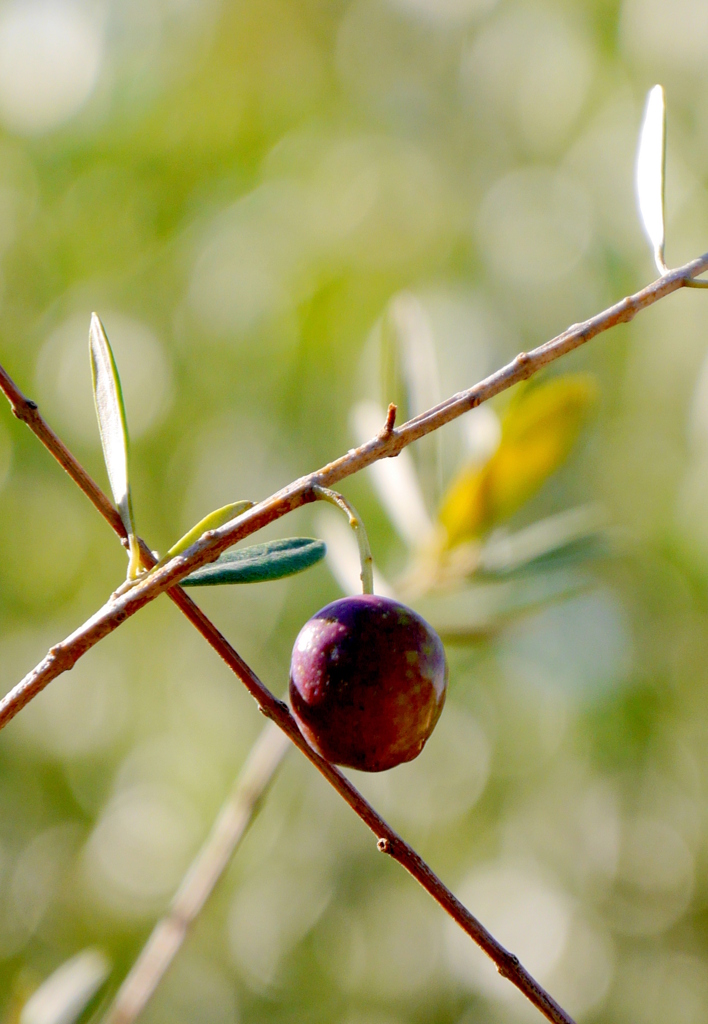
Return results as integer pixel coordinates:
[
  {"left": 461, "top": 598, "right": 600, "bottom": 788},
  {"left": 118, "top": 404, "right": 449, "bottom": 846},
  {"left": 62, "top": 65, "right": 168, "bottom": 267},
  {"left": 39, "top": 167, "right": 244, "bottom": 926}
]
[{"left": 439, "top": 374, "right": 597, "bottom": 547}]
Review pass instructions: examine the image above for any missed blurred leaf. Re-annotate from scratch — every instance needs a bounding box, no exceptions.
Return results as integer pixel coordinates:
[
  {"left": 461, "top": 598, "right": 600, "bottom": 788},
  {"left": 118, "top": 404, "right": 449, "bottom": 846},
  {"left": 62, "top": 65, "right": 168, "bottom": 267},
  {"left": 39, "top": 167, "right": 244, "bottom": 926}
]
[
  {"left": 414, "top": 568, "right": 593, "bottom": 643},
  {"left": 479, "top": 531, "right": 608, "bottom": 579},
  {"left": 378, "top": 292, "right": 440, "bottom": 418},
  {"left": 439, "top": 375, "right": 597, "bottom": 547},
  {"left": 21, "top": 949, "right": 110, "bottom": 1024},
  {"left": 636, "top": 84, "right": 666, "bottom": 274},
  {"left": 476, "top": 505, "right": 608, "bottom": 579},
  {"left": 165, "top": 500, "right": 254, "bottom": 559},
  {"left": 182, "top": 537, "right": 326, "bottom": 586},
  {"left": 88, "top": 313, "right": 140, "bottom": 578}
]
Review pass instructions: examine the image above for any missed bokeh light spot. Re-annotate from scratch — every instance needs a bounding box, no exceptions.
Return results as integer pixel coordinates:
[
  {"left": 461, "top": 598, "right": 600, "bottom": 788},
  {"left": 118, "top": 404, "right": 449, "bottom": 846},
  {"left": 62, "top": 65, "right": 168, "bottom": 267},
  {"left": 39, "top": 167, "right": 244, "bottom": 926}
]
[{"left": 0, "top": 0, "right": 103, "bottom": 135}]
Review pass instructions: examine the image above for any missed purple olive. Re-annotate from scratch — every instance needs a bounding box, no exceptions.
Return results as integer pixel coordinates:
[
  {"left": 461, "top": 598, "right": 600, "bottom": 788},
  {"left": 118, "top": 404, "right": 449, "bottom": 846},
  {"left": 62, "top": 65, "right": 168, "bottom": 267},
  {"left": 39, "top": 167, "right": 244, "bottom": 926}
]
[{"left": 289, "top": 594, "right": 448, "bottom": 772}]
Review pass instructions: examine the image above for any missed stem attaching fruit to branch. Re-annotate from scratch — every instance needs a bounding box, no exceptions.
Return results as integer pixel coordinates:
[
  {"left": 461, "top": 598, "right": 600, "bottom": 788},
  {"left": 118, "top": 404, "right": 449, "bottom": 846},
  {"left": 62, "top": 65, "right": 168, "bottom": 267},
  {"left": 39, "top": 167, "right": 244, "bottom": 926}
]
[{"left": 312, "top": 484, "right": 374, "bottom": 594}]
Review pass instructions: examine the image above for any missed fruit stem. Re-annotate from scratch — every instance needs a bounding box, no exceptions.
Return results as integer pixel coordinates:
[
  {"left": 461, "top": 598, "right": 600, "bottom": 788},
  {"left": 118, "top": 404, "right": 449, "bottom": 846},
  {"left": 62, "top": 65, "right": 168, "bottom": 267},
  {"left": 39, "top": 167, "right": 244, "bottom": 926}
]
[{"left": 312, "top": 485, "right": 374, "bottom": 594}]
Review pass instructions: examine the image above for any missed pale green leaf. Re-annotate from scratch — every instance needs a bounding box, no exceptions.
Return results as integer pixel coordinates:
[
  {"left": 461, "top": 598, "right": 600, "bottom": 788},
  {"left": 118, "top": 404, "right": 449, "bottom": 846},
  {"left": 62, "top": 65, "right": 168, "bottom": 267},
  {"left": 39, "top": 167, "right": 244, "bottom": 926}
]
[
  {"left": 166, "top": 500, "right": 254, "bottom": 560},
  {"left": 636, "top": 84, "right": 666, "bottom": 274},
  {"left": 21, "top": 948, "right": 110, "bottom": 1024},
  {"left": 89, "top": 313, "right": 140, "bottom": 577}
]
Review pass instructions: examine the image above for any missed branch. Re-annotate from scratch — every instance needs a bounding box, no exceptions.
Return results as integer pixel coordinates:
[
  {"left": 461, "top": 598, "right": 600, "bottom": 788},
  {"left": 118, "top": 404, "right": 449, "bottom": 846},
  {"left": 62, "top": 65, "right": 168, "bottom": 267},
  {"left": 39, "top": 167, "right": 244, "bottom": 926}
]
[
  {"left": 4, "top": 253, "right": 707, "bottom": 728},
  {"left": 0, "top": 372, "right": 577, "bottom": 1024},
  {"left": 101, "top": 723, "right": 289, "bottom": 1024}
]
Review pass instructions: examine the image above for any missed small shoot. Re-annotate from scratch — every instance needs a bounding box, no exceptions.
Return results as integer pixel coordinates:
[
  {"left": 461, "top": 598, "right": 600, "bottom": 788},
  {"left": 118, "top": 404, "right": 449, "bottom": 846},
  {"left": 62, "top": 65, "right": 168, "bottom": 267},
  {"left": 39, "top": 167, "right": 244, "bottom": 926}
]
[
  {"left": 89, "top": 314, "right": 140, "bottom": 579},
  {"left": 636, "top": 84, "right": 667, "bottom": 275}
]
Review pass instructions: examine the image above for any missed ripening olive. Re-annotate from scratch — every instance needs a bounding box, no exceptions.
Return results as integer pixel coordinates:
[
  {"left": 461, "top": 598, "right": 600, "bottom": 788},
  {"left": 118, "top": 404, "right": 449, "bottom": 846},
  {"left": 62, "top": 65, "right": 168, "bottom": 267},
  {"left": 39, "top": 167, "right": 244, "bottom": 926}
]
[{"left": 289, "top": 594, "right": 448, "bottom": 772}]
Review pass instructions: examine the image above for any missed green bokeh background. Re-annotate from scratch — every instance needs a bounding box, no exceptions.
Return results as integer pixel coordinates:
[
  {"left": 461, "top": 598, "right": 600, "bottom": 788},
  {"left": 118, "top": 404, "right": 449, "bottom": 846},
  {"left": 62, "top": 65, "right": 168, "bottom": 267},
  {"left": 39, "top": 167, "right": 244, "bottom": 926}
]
[{"left": 1, "top": 0, "right": 708, "bottom": 1022}]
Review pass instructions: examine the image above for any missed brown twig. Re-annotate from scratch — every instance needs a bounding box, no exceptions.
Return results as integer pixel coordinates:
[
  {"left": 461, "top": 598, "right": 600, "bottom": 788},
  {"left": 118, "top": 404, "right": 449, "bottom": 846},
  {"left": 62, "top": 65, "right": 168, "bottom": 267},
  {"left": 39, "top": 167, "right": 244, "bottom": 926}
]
[
  {"left": 101, "top": 723, "right": 289, "bottom": 1024},
  {"left": 4, "top": 254, "right": 708, "bottom": 1022},
  {"left": 0, "top": 364, "right": 127, "bottom": 543}
]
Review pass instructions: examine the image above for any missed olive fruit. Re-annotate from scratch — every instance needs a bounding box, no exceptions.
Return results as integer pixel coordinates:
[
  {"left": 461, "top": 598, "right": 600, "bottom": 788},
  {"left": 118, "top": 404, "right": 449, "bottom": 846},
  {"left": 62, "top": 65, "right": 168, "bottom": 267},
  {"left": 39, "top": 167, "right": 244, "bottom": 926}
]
[{"left": 289, "top": 594, "right": 448, "bottom": 772}]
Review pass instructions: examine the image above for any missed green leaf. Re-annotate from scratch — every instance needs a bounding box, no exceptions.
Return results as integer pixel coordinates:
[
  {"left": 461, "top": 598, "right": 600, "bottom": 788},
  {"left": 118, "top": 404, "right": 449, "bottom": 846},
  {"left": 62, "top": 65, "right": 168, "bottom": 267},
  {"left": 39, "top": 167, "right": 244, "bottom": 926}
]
[
  {"left": 636, "top": 84, "right": 666, "bottom": 274},
  {"left": 89, "top": 313, "right": 140, "bottom": 578},
  {"left": 182, "top": 537, "right": 326, "bottom": 586},
  {"left": 21, "top": 948, "right": 110, "bottom": 1024},
  {"left": 166, "top": 500, "right": 254, "bottom": 560}
]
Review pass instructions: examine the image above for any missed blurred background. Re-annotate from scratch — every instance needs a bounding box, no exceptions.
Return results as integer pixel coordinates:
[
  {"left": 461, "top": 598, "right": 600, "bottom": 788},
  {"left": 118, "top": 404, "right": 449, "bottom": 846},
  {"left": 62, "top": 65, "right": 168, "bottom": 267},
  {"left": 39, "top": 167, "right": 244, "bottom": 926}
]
[{"left": 0, "top": 0, "right": 708, "bottom": 1022}]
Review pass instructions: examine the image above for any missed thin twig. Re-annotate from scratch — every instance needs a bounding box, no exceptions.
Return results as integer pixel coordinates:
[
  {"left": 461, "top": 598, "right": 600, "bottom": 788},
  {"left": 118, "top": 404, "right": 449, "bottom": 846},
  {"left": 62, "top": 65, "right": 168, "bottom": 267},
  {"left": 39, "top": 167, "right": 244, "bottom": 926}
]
[
  {"left": 0, "top": 371, "right": 578, "bottom": 1024},
  {"left": 101, "top": 723, "right": 289, "bottom": 1024},
  {"left": 0, "top": 364, "right": 127, "bottom": 543},
  {"left": 4, "top": 254, "right": 708, "bottom": 1023}
]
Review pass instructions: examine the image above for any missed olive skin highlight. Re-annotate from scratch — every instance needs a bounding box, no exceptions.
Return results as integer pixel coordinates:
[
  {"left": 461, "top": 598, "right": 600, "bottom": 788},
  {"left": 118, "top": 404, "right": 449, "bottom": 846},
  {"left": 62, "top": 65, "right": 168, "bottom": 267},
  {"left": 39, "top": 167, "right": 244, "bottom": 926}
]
[{"left": 289, "top": 594, "right": 448, "bottom": 772}]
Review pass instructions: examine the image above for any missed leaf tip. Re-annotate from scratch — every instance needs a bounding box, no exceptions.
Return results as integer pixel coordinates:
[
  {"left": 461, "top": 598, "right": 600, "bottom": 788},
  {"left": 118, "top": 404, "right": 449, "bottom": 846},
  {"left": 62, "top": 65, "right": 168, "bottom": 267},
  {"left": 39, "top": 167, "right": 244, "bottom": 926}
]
[{"left": 88, "top": 311, "right": 105, "bottom": 343}]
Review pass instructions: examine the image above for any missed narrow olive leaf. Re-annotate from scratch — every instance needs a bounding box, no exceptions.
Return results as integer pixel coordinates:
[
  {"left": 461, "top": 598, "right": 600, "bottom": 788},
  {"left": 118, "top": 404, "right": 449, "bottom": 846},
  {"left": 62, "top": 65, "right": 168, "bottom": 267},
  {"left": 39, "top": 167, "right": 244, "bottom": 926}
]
[
  {"left": 182, "top": 537, "right": 326, "bottom": 586},
  {"left": 88, "top": 313, "right": 140, "bottom": 579},
  {"left": 636, "top": 84, "right": 667, "bottom": 274},
  {"left": 21, "top": 948, "right": 110, "bottom": 1024},
  {"left": 165, "top": 500, "right": 254, "bottom": 560}
]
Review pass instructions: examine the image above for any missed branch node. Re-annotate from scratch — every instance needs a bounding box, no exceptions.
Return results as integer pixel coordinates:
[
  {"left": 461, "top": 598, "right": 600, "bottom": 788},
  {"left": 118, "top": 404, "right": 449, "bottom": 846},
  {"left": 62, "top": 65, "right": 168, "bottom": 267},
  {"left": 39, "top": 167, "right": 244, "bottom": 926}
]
[
  {"left": 12, "top": 396, "right": 38, "bottom": 421},
  {"left": 497, "top": 951, "right": 521, "bottom": 978},
  {"left": 259, "top": 699, "right": 289, "bottom": 720},
  {"left": 377, "top": 837, "right": 392, "bottom": 854}
]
